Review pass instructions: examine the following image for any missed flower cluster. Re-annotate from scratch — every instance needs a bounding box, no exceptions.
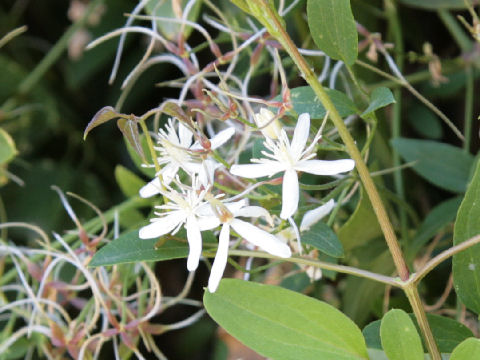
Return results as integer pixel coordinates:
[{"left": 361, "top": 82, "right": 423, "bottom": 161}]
[{"left": 139, "top": 111, "right": 354, "bottom": 292}]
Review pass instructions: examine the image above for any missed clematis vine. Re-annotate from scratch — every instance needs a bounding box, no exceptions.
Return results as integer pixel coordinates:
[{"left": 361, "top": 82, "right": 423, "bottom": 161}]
[
  {"left": 230, "top": 112, "right": 355, "bottom": 220},
  {"left": 140, "top": 118, "right": 235, "bottom": 198},
  {"left": 205, "top": 198, "right": 292, "bottom": 292}
]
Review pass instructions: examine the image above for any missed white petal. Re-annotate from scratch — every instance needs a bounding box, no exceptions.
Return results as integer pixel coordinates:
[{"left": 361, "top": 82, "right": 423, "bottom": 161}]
[
  {"left": 290, "top": 113, "right": 310, "bottom": 159},
  {"left": 210, "top": 127, "right": 235, "bottom": 149},
  {"left": 234, "top": 206, "right": 273, "bottom": 226},
  {"left": 300, "top": 199, "right": 335, "bottom": 232},
  {"left": 139, "top": 212, "right": 184, "bottom": 239},
  {"left": 186, "top": 215, "right": 202, "bottom": 271},
  {"left": 295, "top": 159, "right": 355, "bottom": 176},
  {"left": 178, "top": 122, "right": 193, "bottom": 147},
  {"left": 306, "top": 266, "right": 323, "bottom": 281},
  {"left": 208, "top": 223, "right": 230, "bottom": 292},
  {"left": 280, "top": 169, "right": 299, "bottom": 219},
  {"left": 231, "top": 219, "right": 291, "bottom": 258},
  {"left": 224, "top": 199, "right": 248, "bottom": 214},
  {"left": 161, "top": 163, "right": 180, "bottom": 185},
  {"left": 230, "top": 162, "right": 284, "bottom": 178},
  {"left": 139, "top": 177, "right": 162, "bottom": 198},
  {"left": 198, "top": 159, "right": 220, "bottom": 187},
  {"left": 197, "top": 215, "right": 221, "bottom": 231}
]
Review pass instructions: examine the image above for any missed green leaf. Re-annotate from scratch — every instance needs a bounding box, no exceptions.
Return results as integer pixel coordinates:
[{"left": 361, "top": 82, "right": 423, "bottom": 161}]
[
  {"left": 380, "top": 309, "right": 426, "bottom": 360},
  {"left": 204, "top": 279, "right": 368, "bottom": 360},
  {"left": 338, "top": 186, "right": 382, "bottom": 251},
  {"left": 89, "top": 230, "right": 189, "bottom": 267},
  {"left": 398, "top": 0, "right": 470, "bottom": 10},
  {"left": 302, "top": 221, "right": 344, "bottom": 258},
  {"left": 408, "top": 196, "right": 462, "bottom": 259},
  {"left": 407, "top": 105, "right": 443, "bottom": 140},
  {"left": 125, "top": 135, "right": 156, "bottom": 178},
  {"left": 361, "top": 87, "right": 395, "bottom": 117},
  {"left": 453, "top": 159, "right": 480, "bottom": 313},
  {"left": 83, "top": 106, "right": 130, "bottom": 140},
  {"left": 145, "top": 0, "right": 202, "bottom": 41},
  {"left": 363, "top": 313, "right": 474, "bottom": 353},
  {"left": 450, "top": 338, "right": 480, "bottom": 360},
  {"left": 0, "top": 127, "right": 17, "bottom": 165},
  {"left": 307, "top": 0, "right": 358, "bottom": 65},
  {"left": 391, "top": 138, "right": 474, "bottom": 193},
  {"left": 114, "top": 165, "right": 146, "bottom": 198},
  {"left": 289, "top": 86, "right": 359, "bottom": 119}
]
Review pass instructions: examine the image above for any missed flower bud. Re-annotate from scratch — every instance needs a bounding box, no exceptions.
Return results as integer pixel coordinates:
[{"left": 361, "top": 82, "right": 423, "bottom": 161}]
[{"left": 254, "top": 108, "right": 282, "bottom": 140}]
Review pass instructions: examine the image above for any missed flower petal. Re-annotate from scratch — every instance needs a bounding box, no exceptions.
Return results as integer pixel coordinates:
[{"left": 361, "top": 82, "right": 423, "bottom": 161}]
[
  {"left": 295, "top": 159, "right": 355, "bottom": 175},
  {"left": 231, "top": 219, "right": 291, "bottom": 258},
  {"left": 300, "top": 199, "right": 335, "bottom": 232},
  {"left": 139, "top": 212, "right": 184, "bottom": 239},
  {"left": 197, "top": 215, "right": 220, "bottom": 231},
  {"left": 208, "top": 223, "right": 230, "bottom": 292},
  {"left": 178, "top": 122, "right": 193, "bottom": 147},
  {"left": 210, "top": 127, "right": 235, "bottom": 149},
  {"left": 230, "top": 162, "right": 284, "bottom": 178},
  {"left": 290, "top": 113, "right": 310, "bottom": 159},
  {"left": 280, "top": 169, "right": 299, "bottom": 219},
  {"left": 139, "top": 177, "right": 162, "bottom": 198},
  {"left": 234, "top": 206, "right": 273, "bottom": 226},
  {"left": 161, "top": 163, "right": 180, "bottom": 185},
  {"left": 186, "top": 215, "right": 203, "bottom": 271}
]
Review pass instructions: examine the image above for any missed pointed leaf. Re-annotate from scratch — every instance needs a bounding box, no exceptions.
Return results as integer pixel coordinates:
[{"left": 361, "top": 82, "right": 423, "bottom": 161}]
[
  {"left": 204, "top": 279, "right": 368, "bottom": 360},
  {"left": 117, "top": 118, "right": 145, "bottom": 160},
  {"left": 162, "top": 101, "right": 190, "bottom": 123},
  {"left": 83, "top": 106, "right": 129, "bottom": 139},
  {"left": 302, "top": 221, "right": 344, "bottom": 257},
  {"left": 380, "top": 309, "right": 424, "bottom": 360},
  {"left": 114, "top": 165, "right": 146, "bottom": 198},
  {"left": 361, "top": 87, "right": 395, "bottom": 117},
  {"left": 0, "top": 127, "right": 17, "bottom": 165},
  {"left": 89, "top": 230, "right": 189, "bottom": 267},
  {"left": 450, "top": 338, "right": 480, "bottom": 360},
  {"left": 391, "top": 138, "right": 474, "bottom": 193},
  {"left": 453, "top": 159, "right": 480, "bottom": 313},
  {"left": 307, "top": 0, "right": 358, "bottom": 65}
]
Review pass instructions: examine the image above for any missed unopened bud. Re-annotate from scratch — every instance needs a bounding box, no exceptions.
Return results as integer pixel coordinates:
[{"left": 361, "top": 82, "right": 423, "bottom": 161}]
[{"left": 254, "top": 108, "right": 282, "bottom": 140}]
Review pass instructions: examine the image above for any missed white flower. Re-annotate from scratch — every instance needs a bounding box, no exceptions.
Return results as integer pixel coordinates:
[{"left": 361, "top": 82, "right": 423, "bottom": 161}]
[
  {"left": 139, "top": 119, "right": 235, "bottom": 197},
  {"left": 207, "top": 199, "right": 291, "bottom": 292},
  {"left": 230, "top": 113, "right": 354, "bottom": 219},
  {"left": 138, "top": 180, "right": 220, "bottom": 271}
]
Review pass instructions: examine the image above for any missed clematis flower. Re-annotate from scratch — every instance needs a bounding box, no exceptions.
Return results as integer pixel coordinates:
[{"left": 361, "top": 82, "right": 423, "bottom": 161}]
[
  {"left": 138, "top": 179, "right": 220, "bottom": 271},
  {"left": 230, "top": 113, "right": 354, "bottom": 219},
  {"left": 206, "top": 199, "right": 292, "bottom": 292},
  {"left": 139, "top": 119, "right": 235, "bottom": 197}
]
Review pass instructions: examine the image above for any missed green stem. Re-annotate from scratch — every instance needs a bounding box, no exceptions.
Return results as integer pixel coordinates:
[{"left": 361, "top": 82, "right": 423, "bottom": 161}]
[
  {"left": 404, "top": 285, "right": 441, "bottom": 360},
  {"left": 385, "top": 0, "right": 409, "bottom": 243},
  {"left": 17, "top": 0, "right": 105, "bottom": 95},
  {"left": 250, "top": 1, "right": 410, "bottom": 281},
  {"left": 463, "top": 66, "right": 474, "bottom": 153}
]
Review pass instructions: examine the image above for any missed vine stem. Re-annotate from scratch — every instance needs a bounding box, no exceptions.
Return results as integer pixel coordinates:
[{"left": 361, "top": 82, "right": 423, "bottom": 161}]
[{"left": 248, "top": 0, "right": 410, "bottom": 281}]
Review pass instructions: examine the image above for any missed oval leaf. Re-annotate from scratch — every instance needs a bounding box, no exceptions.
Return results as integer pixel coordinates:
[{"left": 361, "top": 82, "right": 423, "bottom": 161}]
[
  {"left": 307, "top": 0, "right": 358, "bottom": 65},
  {"left": 453, "top": 159, "right": 480, "bottom": 313},
  {"left": 363, "top": 313, "right": 473, "bottom": 353},
  {"left": 450, "top": 338, "right": 480, "bottom": 360},
  {"left": 391, "top": 138, "right": 474, "bottom": 193},
  {"left": 302, "top": 221, "right": 344, "bottom": 257},
  {"left": 84, "top": 106, "right": 129, "bottom": 139},
  {"left": 204, "top": 279, "right": 368, "bottom": 360},
  {"left": 288, "top": 86, "right": 359, "bottom": 119},
  {"left": 380, "top": 309, "right": 424, "bottom": 360},
  {"left": 114, "top": 165, "right": 146, "bottom": 198},
  {"left": 89, "top": 230, "right": 189, "bottom": 267}
]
